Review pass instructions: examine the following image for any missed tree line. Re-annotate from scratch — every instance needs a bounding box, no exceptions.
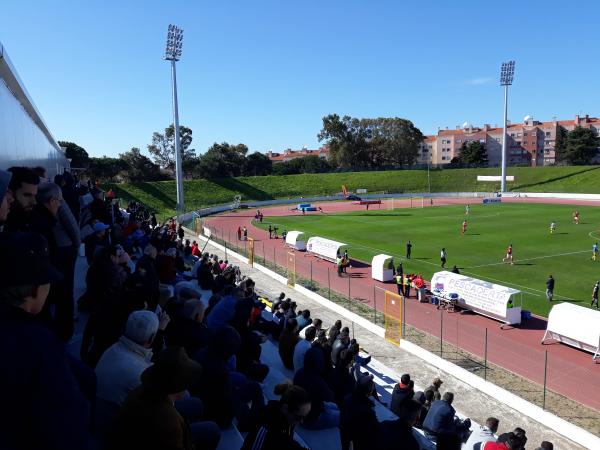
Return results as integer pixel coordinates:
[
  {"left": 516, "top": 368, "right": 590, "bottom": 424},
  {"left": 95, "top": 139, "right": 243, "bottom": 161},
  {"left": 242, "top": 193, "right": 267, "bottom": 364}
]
[{"left": 60, "top": 116, "right": 599, "bottom": 183}]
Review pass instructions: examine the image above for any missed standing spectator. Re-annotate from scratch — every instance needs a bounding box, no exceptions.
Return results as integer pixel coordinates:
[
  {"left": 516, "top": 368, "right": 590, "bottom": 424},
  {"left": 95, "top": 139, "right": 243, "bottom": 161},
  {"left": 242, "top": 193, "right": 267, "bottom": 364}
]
[
  {"left": 95, "top": 310, "right": 159, "bottom": 406},
  {"left": 243, "top": 226, "right": 248, "bottom": 240},
  {"left": 395, "top": 271, "right": 403, "bottom": 295},
  {"left": 340, "top": 374, "right": 378, "bottom": 450},
  {"left": 84, "top": 221, "right": 110, "bottom": 264},
  {"left": 0, "top": 233, "right": 90, "bottom": 450},
  {"left": 440, "top": 247, "right": 447, "bottom": 269},
  {"left": 390, "top": 373, "right": 414, "bottom": 415},
  {"left": 293, "top": 347, "right": 340, "bottom": 430},
  {"left": 330, "top": 349, "right": 357, "bottom": 407},
  {"left": 52, "top": 192, "right": 81, "bottom": 341},
  {"left": 177, "top": 223, "right": 185, "bottom": 240},
  {"left": 336, "top": 254, "right": 344, "bottom": 277},
  {"left": 268, "top": 224, "right": 273, "bottom": 239},
  {"left": 294, "top": 325, "right": 317, "bottom": 372},
  {"left": 545, "top": 275, "right": 554, "bottom": 302},
  {"left": 0, "top": 169, "right": 14, "bottom": 228},
  {"left": 150, "top": 212, "right": 158, "bottom": 228},
  {"left": 375, "top": 399, "right": 421, "bottom": 450},
  {"left": 406, "top": 240, "right": 412, "bottom": 259},
  {"left": 237, "top": 226, "right": 242, "bottom": 240},
  {"left": 465, "top": 417, "right": 499, "bottom": 449},
  {"left": 108, "top": 347, "right": 221, "bottom": 450},
  {"left": 242, "top": 382, "right": 311, "bottom": 450},
  {"left": 4, "top": 166, "right": 39, "bottom": 232},
  {"left": 427, "top": 377, "right": 444, "bottom": 400}
]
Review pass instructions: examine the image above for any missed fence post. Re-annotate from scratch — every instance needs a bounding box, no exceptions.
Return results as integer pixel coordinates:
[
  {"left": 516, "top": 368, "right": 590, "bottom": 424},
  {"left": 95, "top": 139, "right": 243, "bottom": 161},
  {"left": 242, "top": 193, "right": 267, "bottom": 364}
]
[
  {"left": 310, "top": 260, "right": 313, "bottom": 283},
  {"left": 402, "top": 295, "right": 406, "bottom": 338},
  {"left": 224, "top": 241, "right": 227, "bottom": 261},
  {"left": 440, "top": 309, "right": 443, "bottom": 357},
  {"left": 484, "top": 328, "right": 488, "bottom": 381},
  {"left": 543, "top": 350, "right": 548, "bottom": 410},
  {"left": 348, "top": 275, "right": 351, "bottom": 302},
  {"left": 373, "top": 285, "right": 376, "bottom": 323},
  {"left": 262, "top": 241, "right": 265, "bottom": 265},
  {"left": 244, "top": 240, "right": 247, "bottom": 257},
  {"left": 328, "top": 268, "right": 331, "bottom": 300},
  {"left": 273, "top": 247, "right": 276, "bottom": 268}
]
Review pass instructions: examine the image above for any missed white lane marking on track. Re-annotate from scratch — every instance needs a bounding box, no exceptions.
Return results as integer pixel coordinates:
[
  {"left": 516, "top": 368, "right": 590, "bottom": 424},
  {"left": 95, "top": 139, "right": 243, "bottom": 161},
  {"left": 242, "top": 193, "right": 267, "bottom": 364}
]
[{"left": 466, "top": 250, "right": 590, "bottom": 268}]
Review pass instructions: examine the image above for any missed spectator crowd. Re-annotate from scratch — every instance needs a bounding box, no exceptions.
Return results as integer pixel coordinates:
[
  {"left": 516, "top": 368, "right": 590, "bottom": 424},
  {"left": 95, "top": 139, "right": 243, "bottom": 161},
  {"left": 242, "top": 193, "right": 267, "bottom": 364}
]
[{"left": 0, "top": 166, "right": 555, "bottom": 450}]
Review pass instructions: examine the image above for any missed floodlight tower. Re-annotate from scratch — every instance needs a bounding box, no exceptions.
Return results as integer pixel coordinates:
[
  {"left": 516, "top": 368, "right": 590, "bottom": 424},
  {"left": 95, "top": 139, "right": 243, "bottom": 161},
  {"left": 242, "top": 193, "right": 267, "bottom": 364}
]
[
  {"left": 164, "top": 24, "right": 185, "bottom": 221},
  {"left": 499, "top": 60, "right": 515, "bottom": 194}
]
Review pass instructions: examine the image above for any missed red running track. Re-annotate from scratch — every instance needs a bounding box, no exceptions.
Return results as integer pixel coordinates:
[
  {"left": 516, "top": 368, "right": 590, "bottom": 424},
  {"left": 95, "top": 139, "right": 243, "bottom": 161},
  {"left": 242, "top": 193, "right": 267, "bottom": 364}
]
[{"left": 205, "top": 197, "right": 600, "bottom": 411}]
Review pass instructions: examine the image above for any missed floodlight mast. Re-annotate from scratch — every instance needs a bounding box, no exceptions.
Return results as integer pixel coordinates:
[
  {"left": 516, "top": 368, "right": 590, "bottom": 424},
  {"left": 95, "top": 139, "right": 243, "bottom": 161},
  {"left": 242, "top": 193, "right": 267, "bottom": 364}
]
[
  {"left": 499, "top": 60, "right": 515, "bottom": 194},
  {"left": 165, "top": 24, "right": 185, "bottom": 223}
]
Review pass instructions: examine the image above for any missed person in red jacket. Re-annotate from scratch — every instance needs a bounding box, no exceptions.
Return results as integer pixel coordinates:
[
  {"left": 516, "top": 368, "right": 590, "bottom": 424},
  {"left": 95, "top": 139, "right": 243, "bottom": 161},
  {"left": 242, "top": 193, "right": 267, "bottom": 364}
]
[
  {"left": 191, "top": 240, "right": 201, "bottom": 257},
  {"left": 483, "top": 432, "right": 526, "bottom": 450}
]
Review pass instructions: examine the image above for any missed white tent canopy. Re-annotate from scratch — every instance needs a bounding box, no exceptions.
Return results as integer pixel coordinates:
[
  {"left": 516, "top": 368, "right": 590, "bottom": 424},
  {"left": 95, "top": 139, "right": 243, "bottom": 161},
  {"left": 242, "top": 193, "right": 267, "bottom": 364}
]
[
  {"left": 306, "top": 236, "right": 346, "bottom": 262},
  {"left": 285, "top": 231, "right": 306, "bottom": 251},
  {"left": 542, "top": 303, "right": 600, "bottom": 360},
  {"left": 430, "top": 271, "right": 522, "bottom": 325}
]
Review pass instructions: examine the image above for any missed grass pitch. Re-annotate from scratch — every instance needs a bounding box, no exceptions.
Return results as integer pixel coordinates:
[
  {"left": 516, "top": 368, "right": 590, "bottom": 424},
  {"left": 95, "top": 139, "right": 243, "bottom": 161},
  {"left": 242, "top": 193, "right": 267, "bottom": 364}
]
[{"left": 257, "top": 202, "right": 600, "bottom": 317}]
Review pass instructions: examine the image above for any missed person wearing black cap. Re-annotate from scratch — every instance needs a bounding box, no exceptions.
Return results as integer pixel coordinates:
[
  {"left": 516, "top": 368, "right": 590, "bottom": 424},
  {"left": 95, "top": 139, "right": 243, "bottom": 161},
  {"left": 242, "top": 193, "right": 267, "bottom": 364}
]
[
  {"left": 0, "top": 232, "right": 91, "bottom": 450},
  {"left": 108, "top": 347, "right": 220, "bottom": 450}
]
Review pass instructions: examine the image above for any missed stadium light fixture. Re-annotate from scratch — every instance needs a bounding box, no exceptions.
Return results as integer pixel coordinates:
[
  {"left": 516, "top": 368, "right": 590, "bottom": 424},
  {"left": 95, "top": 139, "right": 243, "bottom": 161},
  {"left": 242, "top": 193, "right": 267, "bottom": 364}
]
[
  {"left": 164, "top": 24, "right": 185, "bottom": 221},
  {"left": 499, "top": 60, "right": 515, "bottom": 193}
]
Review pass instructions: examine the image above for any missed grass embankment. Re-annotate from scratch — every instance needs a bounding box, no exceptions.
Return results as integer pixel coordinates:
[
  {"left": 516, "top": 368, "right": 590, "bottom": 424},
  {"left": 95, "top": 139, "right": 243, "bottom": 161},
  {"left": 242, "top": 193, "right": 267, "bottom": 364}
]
[
  {"left": 256, "top": 203, "right": 600, "bottom": 317},
  {"left": 107, "top": 165, "right": 600, "bottom": 220}
]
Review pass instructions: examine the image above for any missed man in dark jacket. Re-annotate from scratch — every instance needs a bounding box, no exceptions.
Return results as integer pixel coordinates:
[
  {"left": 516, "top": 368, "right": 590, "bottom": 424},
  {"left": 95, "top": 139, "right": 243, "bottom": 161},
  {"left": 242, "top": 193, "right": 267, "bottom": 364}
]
[
  {"left": 340, "top": 374, "right": 378, "bottom": 450},
  {"left": 423, "top": 392, "right": 470, "bottom": 440},
  {"left": 390, "top": 373, "right": 414, "bottom": 416},
  {"left": 545, "top": 275, "right": 554, "bottom": 302},
  {"left": 3, "top": 166, "right": 39, "bottom": 233},
  {"left": 0, "top": 232, "right": 91, "bottom": 450},
  {"left": 375, "top": 399, "right": 421, "bottom": 450},
  {"left": 293, "top": 347, "right": 339, "bottom": 429}
]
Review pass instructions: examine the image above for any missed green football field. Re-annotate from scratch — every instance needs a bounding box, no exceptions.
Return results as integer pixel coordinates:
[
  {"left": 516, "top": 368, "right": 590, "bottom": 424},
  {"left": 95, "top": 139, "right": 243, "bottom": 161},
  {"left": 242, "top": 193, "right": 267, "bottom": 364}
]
[{"left": 257, "top": 203, "right": 600, "bottom": 317}]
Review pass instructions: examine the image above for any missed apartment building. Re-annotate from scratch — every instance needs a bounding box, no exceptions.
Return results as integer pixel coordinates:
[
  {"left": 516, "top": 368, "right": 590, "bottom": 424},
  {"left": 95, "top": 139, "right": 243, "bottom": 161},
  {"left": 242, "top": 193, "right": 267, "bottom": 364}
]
[{"left": 424, "top": 114, "right": 600, "bottom": 167}]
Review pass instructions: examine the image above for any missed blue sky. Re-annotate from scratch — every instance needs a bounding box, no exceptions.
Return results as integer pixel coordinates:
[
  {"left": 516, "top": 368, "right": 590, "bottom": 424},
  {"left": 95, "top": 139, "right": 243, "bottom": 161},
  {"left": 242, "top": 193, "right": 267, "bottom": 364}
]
[{"left": 1, "top": 0, "right": 598, "bottom": 157}]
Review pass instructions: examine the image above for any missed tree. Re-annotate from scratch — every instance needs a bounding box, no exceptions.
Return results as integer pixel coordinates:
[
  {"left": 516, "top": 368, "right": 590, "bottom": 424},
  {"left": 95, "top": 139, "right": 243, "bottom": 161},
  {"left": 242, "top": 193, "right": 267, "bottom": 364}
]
[
  {"left": 243, "top": 152, "right": 272, "bottom": 176},
  {"left": 147, "top": 125, "right": 196, "bottom": 174},
  {"left": 557, "top": 126, "right": 598, "bottom": 165},
  {"left": 119, "top": 147, "right": 166, "bottom": 182},
  {"left": 553, "top": 126, "right": 569, "bottom": 163},
  {"left": 457, "top": 141, "right": 488, "bottom": 166},
  {"left": 318, "top": 114, "right": 424, "bottom": 169},
  {"left": 58, "top": 141, "right": 90, "bottom": 168},
  {"left": 87, "top": 156, "right": 128, "bottom": 181},
  {"left": 272, "top": 155, "right": 332, "bottom": 175},
  {"left": 194, "top": 142, "right": 249, "bottom": 178}
]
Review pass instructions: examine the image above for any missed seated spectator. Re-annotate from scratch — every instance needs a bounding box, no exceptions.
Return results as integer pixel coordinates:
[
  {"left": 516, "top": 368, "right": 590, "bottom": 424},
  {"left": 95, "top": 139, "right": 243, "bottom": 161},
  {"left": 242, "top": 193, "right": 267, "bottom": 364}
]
[
  {"left": 108, "top": 347, "right": 221, "bottom": 450},
  {"left": 293, "top": 325, "right": 317, "bottom": 372},
  {"left": 375, "top": 399, "right": 422, "bottom": 450},
  {"left": 437, "top": 431, "right": 463, "bottom": 450},
  {"left": 271, "top": 292, "right": 286, "bottom": 312},
  {"left": 242, "top": 381, "right": 311, "bottom": 450},
  {"left": 465, "top": 417, "right": 499, "bottom": 449},
  {"left": 299, "top": 318, "right": 322, "bottom": 339},
  {"left": 414, "top": 389, "right": 435, "bottom": 428},
  {"left": 0, "top": 232, "right": 91, "bottom": 450},
  {"left": 422, "top": 392, "right": 470, "bottom": 441},
  {"left": 535, "top": 442, "right": 553, "bottom": 450},
  {"left": 157, "top": 247, "right": 178, "bottom": 284},
  {"left": 390, "top": 373, "right": 415, "bottom": 416},
  {"left": 330, "top": 349, "right": 357, "bottom": 407},
  {"left": 95, "top": 310, "right": 159, "bottom": 406},
  {"left": 296, "top": 309, "right": 312, "bottom": 330},
  {"left": 166, "top": 296, "right": 211, "bottom": 358},
  {"left": 427, "top": 376, "right": 444, "bottom": 401},
  {"left": 496, "top": 428, "right": 527, "bottom": 450},
  {"left": 279, "top": 318, "right": 300, "bottom": 371},
  {"left": 340, "top": 373, "right": 378, "bottom": 450},
  {"left": 330, "top": 328, "right": 351, "bottom": 367},
  {"left": 483, "top": 432, "right": 527, "bottom": 450},
  {"left": 293, "top": 347, "right": 340, "bottom": 430},
  {"left": 84, "top": 221, "right": 110, "bottom": 264}
]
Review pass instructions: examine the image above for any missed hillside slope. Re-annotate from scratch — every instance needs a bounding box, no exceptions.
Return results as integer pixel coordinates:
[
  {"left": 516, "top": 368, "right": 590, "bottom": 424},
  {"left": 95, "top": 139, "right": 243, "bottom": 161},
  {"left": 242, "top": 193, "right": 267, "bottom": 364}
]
[{"left": 107, "top": 165, "right": 600, "bottom": 219}]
